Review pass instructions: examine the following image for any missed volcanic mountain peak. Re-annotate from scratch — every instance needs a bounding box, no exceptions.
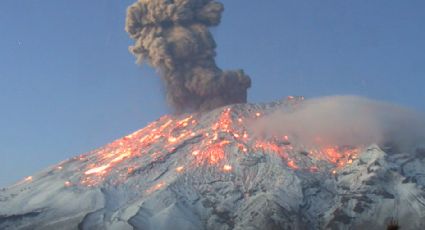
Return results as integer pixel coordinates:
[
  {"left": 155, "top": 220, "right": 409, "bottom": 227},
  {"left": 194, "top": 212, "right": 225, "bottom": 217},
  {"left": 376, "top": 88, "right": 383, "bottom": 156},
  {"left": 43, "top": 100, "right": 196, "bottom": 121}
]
[{"left": 1, "top": 98, "right": 425, "bottom": 229}]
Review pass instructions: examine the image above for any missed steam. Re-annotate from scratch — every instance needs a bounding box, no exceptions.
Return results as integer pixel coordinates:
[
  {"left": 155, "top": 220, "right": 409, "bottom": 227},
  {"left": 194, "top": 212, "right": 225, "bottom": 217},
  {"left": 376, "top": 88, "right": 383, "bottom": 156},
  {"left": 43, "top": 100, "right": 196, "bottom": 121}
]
[
  {"left": 125, "top": 0, "right": 251, "bottom": 113},
  {"left": 252, "top": 96, "right": 425, "bottom": 151}
]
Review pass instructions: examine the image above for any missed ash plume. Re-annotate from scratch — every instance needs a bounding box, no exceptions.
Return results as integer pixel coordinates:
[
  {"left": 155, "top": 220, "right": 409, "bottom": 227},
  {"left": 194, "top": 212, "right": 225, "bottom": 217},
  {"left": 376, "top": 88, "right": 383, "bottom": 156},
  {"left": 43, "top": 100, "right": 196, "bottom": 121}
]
[
  {"left": 125, "top": 0, "right": 251, "bottom": 113},
  {"left": 252, "top": 96, "right": 425, "bottom": 151}
]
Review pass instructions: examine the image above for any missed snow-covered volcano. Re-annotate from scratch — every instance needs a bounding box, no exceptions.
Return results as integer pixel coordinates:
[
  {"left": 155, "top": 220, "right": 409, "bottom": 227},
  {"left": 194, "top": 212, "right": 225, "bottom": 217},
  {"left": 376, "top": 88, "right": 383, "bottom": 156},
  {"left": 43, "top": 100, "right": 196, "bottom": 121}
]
[{"left": 1, "top": 97, "right": 425, "bottom": 230}]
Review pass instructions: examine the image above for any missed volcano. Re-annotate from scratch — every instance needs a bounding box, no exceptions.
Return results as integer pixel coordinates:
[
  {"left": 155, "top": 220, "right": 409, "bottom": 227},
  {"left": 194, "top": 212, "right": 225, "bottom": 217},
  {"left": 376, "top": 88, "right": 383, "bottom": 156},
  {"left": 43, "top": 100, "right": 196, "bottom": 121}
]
[{"left": 1, "top": 98, "right": 425, "bottom": 230}]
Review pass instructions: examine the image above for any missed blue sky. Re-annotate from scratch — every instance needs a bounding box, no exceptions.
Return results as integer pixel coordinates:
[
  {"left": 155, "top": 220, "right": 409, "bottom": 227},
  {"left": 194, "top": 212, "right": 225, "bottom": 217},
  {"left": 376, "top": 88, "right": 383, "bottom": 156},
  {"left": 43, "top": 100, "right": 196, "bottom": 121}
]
[{"left": 1, "top": 0, "right": 424, "bottom": 187}]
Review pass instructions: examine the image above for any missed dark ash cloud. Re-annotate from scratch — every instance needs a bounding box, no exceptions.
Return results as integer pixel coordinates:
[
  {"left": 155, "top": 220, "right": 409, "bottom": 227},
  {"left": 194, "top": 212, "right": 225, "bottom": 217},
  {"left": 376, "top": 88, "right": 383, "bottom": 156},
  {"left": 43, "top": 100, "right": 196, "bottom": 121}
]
[{"left": 126, "top": 0, "right": 251, "bottom": 113}]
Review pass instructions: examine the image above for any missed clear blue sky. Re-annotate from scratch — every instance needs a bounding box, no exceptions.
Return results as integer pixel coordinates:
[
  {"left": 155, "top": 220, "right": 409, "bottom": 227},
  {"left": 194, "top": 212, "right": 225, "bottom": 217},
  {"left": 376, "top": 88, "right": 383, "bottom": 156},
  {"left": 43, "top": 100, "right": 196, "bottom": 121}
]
[{"left": 1, "top": 0, "right": 424, "bottom": 187}]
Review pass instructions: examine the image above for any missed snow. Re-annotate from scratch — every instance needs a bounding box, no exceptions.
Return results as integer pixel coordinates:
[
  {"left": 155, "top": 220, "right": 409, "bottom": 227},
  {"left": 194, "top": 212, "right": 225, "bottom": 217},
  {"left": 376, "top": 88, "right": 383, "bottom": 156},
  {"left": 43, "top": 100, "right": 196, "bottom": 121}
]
[{"left": 1, "top": 98, "right": 425, "bottom": 229}]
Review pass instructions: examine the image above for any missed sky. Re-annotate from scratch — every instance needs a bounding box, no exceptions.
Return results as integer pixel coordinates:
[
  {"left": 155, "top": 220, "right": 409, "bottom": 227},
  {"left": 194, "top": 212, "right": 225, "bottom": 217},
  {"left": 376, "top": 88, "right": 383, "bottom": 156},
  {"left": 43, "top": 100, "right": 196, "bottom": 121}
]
[{"left": 0, "top": 0, "right": 424, "bottom": 187}]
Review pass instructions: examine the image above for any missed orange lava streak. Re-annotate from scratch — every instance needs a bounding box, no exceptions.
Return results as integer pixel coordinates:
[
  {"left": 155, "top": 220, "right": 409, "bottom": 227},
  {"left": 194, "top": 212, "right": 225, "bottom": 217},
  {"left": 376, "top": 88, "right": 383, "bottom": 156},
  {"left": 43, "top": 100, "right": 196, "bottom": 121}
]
[
  {"left": 287, "top": 160, "right": 299, "bottom": 169},
  {"left": 146, "top": 182, "right": 165, "bottom": 194},
  {"left": 320, "top": 146, "right": 360, "bottom": 169},
  {"left": 81, "top": 118, "right": 171, "bottom": 184},
  {"left": 323, "top": 147, "right": 342, "bottom": 164},
  {"left": 176, "top": 116, "right": 193, "bottom": 127},
  {"left": 81, "top": 115, "right": 200, "bottom": 184},
  {"left": 212, "top": 108, "right": 233, "bottom": 132},
  {"left": 77, "top": 106, "right": 364, "bottom": 187},
  {"left": 223, "top": 164, "right": 232, "bottom": 171},
  {"left": 176, "top": 166, "right": 185, "bottom": 173},
  {"left": 255, "top": 141, "right": 292, "bottom": 166},
  {"left": 207, "top": 146, "right": 225, "bottom": 164},
  {"left": 255, "top": 141, "right": 284, "bottom": 154},
  {"left": 194, "top": 140, "right": 229, "bottom": 165}
]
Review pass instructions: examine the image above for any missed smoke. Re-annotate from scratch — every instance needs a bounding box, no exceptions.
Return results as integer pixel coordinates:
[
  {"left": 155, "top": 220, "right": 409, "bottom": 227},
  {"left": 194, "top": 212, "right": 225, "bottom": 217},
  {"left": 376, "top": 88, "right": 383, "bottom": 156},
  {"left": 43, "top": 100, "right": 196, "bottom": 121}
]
[
  {"left": 125, "top": 0, "right": 251, "bottom": 113},
  {"left": 252, "top": 96, "right": 425, "bottom": 151}
]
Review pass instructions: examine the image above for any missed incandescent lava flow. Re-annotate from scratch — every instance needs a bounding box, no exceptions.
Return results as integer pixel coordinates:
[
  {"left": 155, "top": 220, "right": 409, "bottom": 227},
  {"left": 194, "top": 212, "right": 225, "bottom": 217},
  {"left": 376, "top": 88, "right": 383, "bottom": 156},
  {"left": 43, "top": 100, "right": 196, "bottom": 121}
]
[
  {"left": 77, "top": 96, "right": 359, "bottom": 187},
  {"left": 2, "top": 97, "right": 425, "bottom": 230}
]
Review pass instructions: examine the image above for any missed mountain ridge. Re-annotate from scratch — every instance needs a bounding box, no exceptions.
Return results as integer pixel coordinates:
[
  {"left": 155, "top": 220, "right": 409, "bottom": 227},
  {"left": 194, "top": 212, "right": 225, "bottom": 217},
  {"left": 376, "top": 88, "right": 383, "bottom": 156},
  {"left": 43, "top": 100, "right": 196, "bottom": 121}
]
[{"left": 1, "top": 97, "right": 424, "bottom": 229}]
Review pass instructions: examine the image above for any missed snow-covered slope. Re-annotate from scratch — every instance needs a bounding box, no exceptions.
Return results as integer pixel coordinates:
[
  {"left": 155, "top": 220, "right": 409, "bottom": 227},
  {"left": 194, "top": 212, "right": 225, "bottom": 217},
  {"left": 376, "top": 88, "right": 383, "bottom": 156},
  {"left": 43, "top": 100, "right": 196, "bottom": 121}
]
[{"left": 1, "top": 98, "right": 425, "bottom": 230}]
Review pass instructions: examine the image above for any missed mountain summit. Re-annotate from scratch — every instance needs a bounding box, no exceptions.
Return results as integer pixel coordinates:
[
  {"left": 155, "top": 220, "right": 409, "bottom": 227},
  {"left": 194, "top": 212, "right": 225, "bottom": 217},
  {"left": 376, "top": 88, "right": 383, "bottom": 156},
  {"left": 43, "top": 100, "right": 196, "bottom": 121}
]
[{"left": 1, "top": 98, "right": 425, "bottom": 229}]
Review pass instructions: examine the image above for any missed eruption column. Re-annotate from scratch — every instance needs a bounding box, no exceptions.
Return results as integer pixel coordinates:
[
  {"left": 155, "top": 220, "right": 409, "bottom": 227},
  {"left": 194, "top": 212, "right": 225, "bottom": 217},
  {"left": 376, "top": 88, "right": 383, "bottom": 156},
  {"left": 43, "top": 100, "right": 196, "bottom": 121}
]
[{"left": 125, "top": 0, "right": 251, "bottom": 113}]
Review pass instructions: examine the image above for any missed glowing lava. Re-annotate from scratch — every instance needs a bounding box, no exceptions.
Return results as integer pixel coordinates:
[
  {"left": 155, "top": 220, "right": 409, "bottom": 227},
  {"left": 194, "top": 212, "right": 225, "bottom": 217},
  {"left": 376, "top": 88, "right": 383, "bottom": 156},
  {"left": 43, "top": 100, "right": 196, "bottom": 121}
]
[
  {"left": 176, "top": 166, "right": 184, "bottom": 173},
  {"left": 64, "top": 102, "right": 363, "bottom": 187},
  {"left": 146, "top": 182, "right": 166, "bottom": 194},
  {"left": 223, "top": 164, "right": 232, "bottom": 172}
]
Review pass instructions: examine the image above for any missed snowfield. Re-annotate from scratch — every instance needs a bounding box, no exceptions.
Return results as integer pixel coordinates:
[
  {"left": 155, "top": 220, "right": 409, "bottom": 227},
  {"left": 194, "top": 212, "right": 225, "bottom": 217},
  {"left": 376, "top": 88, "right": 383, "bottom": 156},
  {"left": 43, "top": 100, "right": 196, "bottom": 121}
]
[{"left": 1, "top": 98, "right": 425, "bottom": 230}]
